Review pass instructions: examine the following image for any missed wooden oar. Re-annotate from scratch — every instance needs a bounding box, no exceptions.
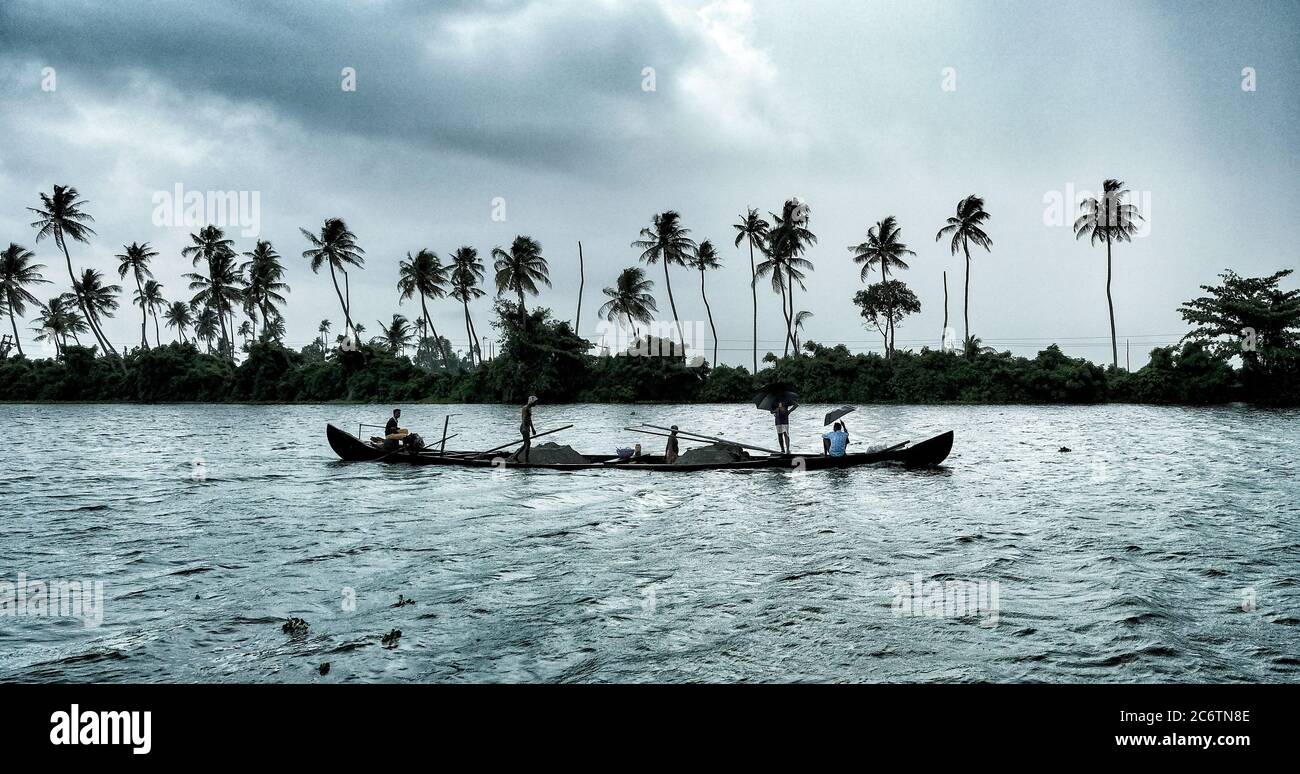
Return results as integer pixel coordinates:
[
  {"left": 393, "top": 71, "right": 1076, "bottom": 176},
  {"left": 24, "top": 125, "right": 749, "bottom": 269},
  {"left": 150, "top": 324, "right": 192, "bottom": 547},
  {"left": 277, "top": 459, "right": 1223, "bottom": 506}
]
[
  {"left": 469, "top": 425, "right": 574, "bottom": 458},
  {"left": 638, "top": 424, "right": 785, "bottom": 456}
]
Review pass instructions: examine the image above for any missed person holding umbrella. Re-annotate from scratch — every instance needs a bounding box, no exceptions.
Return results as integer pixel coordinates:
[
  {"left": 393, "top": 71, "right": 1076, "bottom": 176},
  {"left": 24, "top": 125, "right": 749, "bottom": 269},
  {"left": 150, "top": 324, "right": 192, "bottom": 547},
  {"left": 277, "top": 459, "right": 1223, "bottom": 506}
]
[
  {"left": 821, "top": 406, "right": 855, "bottom": 457},
  {"left": 754, "top": 382, "right": 799, "bottom": 455},
  {"left": 772, "top": 401, "right": 794, "bottom": 454}
]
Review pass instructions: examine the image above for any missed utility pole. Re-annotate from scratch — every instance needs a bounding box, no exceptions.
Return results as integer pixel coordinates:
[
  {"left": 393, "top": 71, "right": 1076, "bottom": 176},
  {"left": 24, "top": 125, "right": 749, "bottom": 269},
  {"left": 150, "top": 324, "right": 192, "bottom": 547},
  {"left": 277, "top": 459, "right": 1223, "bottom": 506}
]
[
  {"left": 575, "top": 241, "right": 585, "bottom": 334},
  {"left": 1126, "top": 338, "right": 1130, "bottom": 371}
]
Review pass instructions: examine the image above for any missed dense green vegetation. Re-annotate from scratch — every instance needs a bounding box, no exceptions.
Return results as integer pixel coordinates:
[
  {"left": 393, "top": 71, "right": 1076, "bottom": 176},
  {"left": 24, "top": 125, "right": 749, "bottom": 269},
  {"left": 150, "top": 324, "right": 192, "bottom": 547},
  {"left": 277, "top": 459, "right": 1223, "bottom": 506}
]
[{"left": 3, "top": 273, "right": 1296, "bottom": 406}]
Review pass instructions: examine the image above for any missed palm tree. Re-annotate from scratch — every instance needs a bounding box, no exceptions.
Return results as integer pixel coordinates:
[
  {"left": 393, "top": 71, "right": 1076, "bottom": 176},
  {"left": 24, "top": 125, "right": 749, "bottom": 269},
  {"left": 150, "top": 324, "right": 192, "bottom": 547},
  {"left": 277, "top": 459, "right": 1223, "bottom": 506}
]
[
  {"left": 185, "top": 250, "right": 243, "bottom": 358},
  {"left": 935, "top": 195, "right": 993, "bottom": 352},
  {"left": 74, "top": 268, "right": 121, "bottom": 348},
  {"left": 317, "top": 319, "right": 331, "bottom": 352},
  {"left": 397, "top": 249, "right": 450, "bottom": 365},
  {"left": 237, "top": 320, "right": 253, "bottom": 347},
  {"left": 733, "top": 208, "right": 769, "bottom": 372},
  {"left": 850, "top": 215, "right": 915, "bottom": 357},
  {"left": 692, "top": 240, "right": 723, "bottom": 366},
  {"left": 301, "top": 218, "right": 365, "bottom": 332},
  {"left": 163, "top": 301, "right": 193, "bottom": 344},
  {"left": 115, "top": 241, "right": 158, "bottom": 349},
  {"left": 194, "top": 305, "right": 219, "bottom": 354},
  {"left": 793, "top": 310, "right": 813, "bottom": 352},
  {"left": 1073, "top": 180, "right": 1143, "bottom": 369},
  {"left": 32, "top": 294, "right": 87, "bottom": 357},
  {"left": 449, "top": 246, "right": 486, "bottom": 366},
  {"left": 28, "top": 185, "right": 119, "bottom": 359},
  {"left": 133, "top": 279, "right": 166, "bottom": 347},
  {"left": 632, "top": 211, "right": 696, "bottom": 350},
  {"left": 373, "top": 314, "right": 414, "bottom": 355},
  {"left": 0, "top": 243, "right": 49, "bottom": 356},
  {"left": 598, "top": 267, "right": 658, "bottom": 340},
  {"left": 763, "top": 199, "right": 816, "bottom": 356},
  {"left": 492, "top": 236, "right": 551, "bottom": 331},
  {"left": 240, "top": 240, "right": 290, "bottom": 342}
]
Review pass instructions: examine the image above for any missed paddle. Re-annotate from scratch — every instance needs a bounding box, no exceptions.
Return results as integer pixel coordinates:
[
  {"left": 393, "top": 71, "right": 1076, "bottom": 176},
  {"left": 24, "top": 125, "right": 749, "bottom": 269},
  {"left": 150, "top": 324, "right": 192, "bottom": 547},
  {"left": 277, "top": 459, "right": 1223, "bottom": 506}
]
[{"left": 469, "top": 425, "right": 574, "bottom": 459}]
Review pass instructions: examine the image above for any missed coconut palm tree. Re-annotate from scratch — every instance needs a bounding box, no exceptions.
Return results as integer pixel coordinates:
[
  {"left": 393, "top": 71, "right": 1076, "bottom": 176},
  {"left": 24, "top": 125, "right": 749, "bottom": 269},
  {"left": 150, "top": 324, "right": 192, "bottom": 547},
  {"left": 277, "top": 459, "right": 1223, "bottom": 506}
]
[
  {"left": 32, "top": 294, "right": 87, "bottom": 357},
  {"left": 240, "top": 240, "right": 290, "bottom": 342},
  {"left": 935, "top": 195, "right": 993, "bottom": 353},
  {"left": 1073, "top": 180, "right": 1143, "bottom": 369},
  {"left": 763, "top": 199, "right": 816, "bottom": 357},
  {"left": 632, "top": 211, "right": 696, "bottom": 350},
  {"left": 0, "top": 243, "right": 49, "bottom": 356},
  {"left": 317, "top": 319, "right": 331, "bottom": 352},
  {"left": 115, "top": 241, "right": 158, "bottom": 349},
  {"left": 449, "top": 246, "right": 486, "bottom": 366},
  {"left": 372, "top": 314, "right": 414, "bottom": 355},
  {"left": 692, "top": 240, "right": 723, "bottom": 366},
  {"left": 733, "top": 208, "right": 769, "bottom": 372},
  {"left": 185, "top": 250, "right": 243, "bottom": 358},
  {"left": 74, "top": 268, "right": 120, "bottom": 347},
  {"left": 194, "top": 305, "right": 219, "bottom": 354},
  {"left": 237, "top": 319, "right": 253, "bottom": 347},
  {"left": 163, "top": 301, "right": 193, "bottom": 344},
  {"left": 793, "top": 310, "right": 813, "bottom": 352},
  {"left": 492, "top": 236, "right": 551, "bottom": 331},
  {"left": 28, "top": 185, "right": 119, "bottom": 359},
  {"left": 133, "top": 279, "right": 166, "bottom": 347},
  {"left": 301, "top": 218, "right": 365, "bottom": 332},
  {"left": 397, "top": 248, "right": 451, "bottom": 365},
  {"left": 850, "top": 215, "right": 915, "bottom": 357},
  {"left": 598, "top": 267, "right": 658, "bottom": 341}
]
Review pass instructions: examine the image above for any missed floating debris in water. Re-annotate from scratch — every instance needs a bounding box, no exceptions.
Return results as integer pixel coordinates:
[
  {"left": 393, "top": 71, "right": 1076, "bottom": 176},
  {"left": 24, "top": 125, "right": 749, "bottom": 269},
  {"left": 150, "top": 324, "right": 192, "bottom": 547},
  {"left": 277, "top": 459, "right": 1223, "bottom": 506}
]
[
  {"left": 393, "top": 595, "right": 415, "bottom": 608},
  {"left": 381, "top": 629, "right": 402, "bottom": 649},
  {"left": 1058, "top": 447, "right": 1072, "bottom": 452},
  {"left": 318, "top": 662, "right": 330, "bottom": 675},
  {"left": 282, "top": 617, "right": 309, "bottom": 635}
]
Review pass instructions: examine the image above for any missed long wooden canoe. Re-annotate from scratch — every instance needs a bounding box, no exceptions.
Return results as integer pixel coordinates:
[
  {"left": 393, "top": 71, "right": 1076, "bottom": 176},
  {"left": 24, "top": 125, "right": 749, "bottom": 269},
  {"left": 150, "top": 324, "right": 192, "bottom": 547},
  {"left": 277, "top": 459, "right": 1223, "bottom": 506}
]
[{"left": 326, "top": 423, "right": 953, "bottom": 471}]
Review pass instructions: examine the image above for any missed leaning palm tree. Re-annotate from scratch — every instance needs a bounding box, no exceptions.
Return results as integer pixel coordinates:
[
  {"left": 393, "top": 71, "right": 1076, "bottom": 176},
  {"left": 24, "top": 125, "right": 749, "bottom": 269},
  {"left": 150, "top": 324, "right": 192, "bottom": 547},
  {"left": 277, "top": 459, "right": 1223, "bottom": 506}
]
[
  {"left": 598, "top": 267, "right": 658, "bottom": 342},
  {"left": 850, "top": 215, "right": 915, "bottom": 357},
  {"left": 692, "top": 240, "right": 723, "bottom": 366},
  {"left": 0, "top": 243, "right": 49, "bottom": 356},
  {"left": 492, "top": 236, "right": 551, "bottom": 331},
  {"left": 763, "top": 199, "right": 816, "bottom": 356},
  {"left": 28, "top": 185, "right": 119, "bottom": 359},
  {"left": 240, "top": 240, "right": 290, "bottom": 342},
  {"left": 115, "top": 241, "right": 158, "bottom": 349},
  {"left": 133, "top": 279, "right": 166, "bottom": 347},
  {"left": 163, "top": 301, "right": 193, "bottom": 344},
  {"left": 301, "top": 218, "right": 365, "bottom": 331},
  {"left": 74, "top": 268, "right": 121, "bottom": 347},
  {"left": 1073, "top": 180, "right": 1143, "bottom": 369},
  {"left": 632, "top": 211, "right": 696, "bottom": 350},
  {"left": 372, "top": 314, "right": 414, "bottom": 355},
  {"left": 935, "top": 195, "right": 993, "bottom": 352},
  {"left": 793, "top": 310, "right": 813, "bottom": 352},
  {"left": 449, "top": 246, "right": 486, "bottom": 366},
  {"left": 397, "top": 249, "right": 450, "bottom": 365},
  {"left": 733, "top": 208, "right": 769, "bottom": 372}
]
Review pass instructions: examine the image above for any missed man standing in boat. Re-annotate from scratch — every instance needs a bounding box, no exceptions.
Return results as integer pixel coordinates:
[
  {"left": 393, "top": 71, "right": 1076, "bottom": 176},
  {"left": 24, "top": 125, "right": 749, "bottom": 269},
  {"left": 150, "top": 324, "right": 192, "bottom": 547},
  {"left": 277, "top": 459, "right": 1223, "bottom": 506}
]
[
  {"left": 772, "top": 401, "right": 794, "bottom": 454},
  {"left": 665, "top": 425, "right": 680, "bottom": 464},
  {"left": 516, "top": 395, "right": 538, "bottom": 463}
]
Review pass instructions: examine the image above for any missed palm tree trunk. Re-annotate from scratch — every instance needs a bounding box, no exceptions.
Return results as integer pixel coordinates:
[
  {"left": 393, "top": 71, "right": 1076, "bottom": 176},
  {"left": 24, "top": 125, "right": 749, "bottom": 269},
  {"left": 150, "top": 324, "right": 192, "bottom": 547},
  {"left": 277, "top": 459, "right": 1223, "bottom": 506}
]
[
  {"left": 662, "top": 261, "right": 685, "bottom": 356},
  {"left": 462, "top": 300, "right": 476, "bottom": 367},
  {"left": 8, "top": 307, "right": 23, "bottom": 356},
  {"left": 778, "top": 276, "right": 791, "bottom": 358},
  {"left": 56, "top": 229, "right": 117, "bottom": 359},
  {"left": 518, "top": 287, "right": 527, "bottom": 332},
  {"left": 135, "top": 275, "right": 148, "bottom": 349},
  {"left": 327, "top": 262, "right": 351, "bottom": 330},
  {"left": 747, "top": 239, "right": 757, "bottom": 373},
  {"left": 467, "top": 313, "right": 482, "bottom": 362},
  {"left": 963, "top": 241, "right": 971, "bottom": 355},
  {"left": 699, "top": 268, "right": 718, "bottom": 367},
  {"left": 786, "top": 273, "right": 799, "bottom": 357},
  {"left": 942, "top": 270, "right": 949, "bottom": 350},
  {"left": 418, "top": 292, "right": 451, "bottom": 370},
  {"left": 883, "top": 263, "right": 893, "bottom": 358},
  {"left": 1106, "top": 235, "right": 1118, "bottom": 369},
  {"left": 152, "top": 309, "right": 161, "bottom": 347},
  {"left": 575, "top": 241, "right": 584, "bottom": 335}
]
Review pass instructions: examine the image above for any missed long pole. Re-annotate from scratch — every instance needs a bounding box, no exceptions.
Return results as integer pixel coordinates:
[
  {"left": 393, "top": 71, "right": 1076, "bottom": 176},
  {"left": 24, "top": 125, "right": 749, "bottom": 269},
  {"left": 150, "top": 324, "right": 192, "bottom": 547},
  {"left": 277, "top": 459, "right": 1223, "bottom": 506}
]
[
  {"left": 440, "top": 414, "right": 451, "bottom": 452},
  {"left": 473, "top": 425, "right": 574, "bottom": 457},
  {"left": 636, "top": 424, "right": 783, "bottom": 456},
  {"left": 575, "top": 241, "right": 584, "bottom": 334}
]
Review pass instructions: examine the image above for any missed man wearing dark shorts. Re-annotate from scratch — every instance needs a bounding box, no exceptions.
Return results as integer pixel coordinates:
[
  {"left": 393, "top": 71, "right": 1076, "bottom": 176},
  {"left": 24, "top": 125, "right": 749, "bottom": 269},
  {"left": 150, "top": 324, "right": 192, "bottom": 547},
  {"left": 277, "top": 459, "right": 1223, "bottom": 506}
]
[{"left": 517, "top": 395, "right": 538, "bottom": 462}]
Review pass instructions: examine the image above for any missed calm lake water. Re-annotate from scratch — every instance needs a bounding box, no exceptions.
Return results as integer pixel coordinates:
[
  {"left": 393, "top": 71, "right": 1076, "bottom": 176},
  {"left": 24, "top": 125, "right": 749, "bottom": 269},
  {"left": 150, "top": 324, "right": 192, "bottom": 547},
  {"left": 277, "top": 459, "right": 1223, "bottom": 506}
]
[{"left": 1, "top": 403, "right": 1297, "bottom": 683}]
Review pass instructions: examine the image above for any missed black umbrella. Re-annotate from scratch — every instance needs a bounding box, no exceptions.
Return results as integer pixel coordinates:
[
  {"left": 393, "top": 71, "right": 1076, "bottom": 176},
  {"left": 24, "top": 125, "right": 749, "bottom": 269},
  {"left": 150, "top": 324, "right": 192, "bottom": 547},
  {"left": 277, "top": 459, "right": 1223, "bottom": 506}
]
[
  {"left": 753, "top": 382, "right": 798, "bottom": 412},
  {"left": 823, "top": 405, "right": 855, "bottom": 426}
]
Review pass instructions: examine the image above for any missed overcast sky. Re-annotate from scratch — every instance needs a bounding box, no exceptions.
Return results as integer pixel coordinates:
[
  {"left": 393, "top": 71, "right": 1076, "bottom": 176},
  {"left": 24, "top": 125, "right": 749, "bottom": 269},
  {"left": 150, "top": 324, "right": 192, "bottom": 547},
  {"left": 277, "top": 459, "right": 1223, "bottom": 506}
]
[{"left": 2, "top": 0, "right": 1297, "bottom": 367}]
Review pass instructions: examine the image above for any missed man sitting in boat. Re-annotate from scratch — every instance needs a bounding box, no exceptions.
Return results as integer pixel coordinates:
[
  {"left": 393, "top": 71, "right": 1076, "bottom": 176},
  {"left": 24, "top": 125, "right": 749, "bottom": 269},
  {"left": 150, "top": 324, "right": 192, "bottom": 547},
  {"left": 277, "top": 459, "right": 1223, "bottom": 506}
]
[
  {"left": 384, "top": 408, "right": 409, "bottom": 451},
  {"left": 822, "top": 421, "right": 850, "bottom": 457}
]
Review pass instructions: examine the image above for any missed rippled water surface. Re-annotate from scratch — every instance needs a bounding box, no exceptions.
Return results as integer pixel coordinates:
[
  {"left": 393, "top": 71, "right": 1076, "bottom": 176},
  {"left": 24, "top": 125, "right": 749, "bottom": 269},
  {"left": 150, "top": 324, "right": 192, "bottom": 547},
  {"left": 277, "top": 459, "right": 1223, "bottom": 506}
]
[{"left": 1, "top": 403, "right": 1297, "bottom": 683}]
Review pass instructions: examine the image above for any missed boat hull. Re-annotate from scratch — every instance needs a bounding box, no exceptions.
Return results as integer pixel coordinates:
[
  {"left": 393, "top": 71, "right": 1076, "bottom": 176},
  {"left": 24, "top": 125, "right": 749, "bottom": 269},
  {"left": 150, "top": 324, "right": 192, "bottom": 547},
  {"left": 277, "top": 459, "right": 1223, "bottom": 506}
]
[{"left": 326, "top": 424, "right": 953, "bottom": 471}]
